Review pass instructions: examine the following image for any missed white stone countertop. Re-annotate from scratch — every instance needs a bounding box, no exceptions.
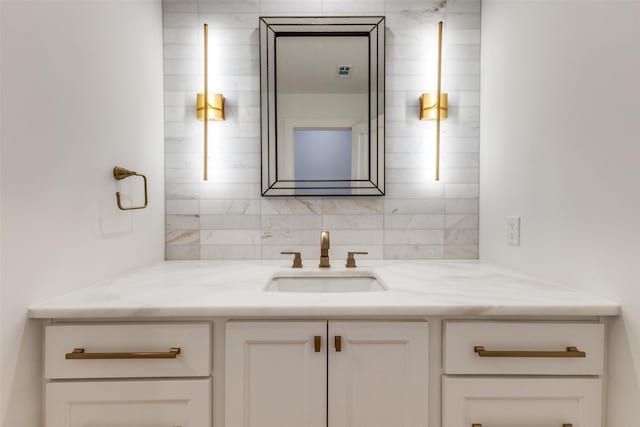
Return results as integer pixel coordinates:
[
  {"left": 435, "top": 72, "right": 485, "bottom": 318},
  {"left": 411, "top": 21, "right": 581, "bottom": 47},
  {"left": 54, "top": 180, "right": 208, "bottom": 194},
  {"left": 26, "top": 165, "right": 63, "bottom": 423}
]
[{"left": 28, "top": 260, "right": 621, "bottom": 319}]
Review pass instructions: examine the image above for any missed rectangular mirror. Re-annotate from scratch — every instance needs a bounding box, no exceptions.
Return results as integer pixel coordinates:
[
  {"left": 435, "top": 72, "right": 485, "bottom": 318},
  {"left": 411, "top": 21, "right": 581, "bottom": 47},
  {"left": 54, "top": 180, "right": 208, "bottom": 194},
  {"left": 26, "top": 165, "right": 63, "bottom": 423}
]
[{"left": 260, "top": 16, "right": 385, "bottom": 196}]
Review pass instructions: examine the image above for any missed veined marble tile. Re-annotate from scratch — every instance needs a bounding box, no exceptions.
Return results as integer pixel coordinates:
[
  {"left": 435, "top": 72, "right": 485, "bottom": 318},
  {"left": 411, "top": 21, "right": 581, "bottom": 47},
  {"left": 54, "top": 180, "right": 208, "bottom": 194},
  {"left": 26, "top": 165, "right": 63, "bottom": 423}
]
[
  {"left": 261, "top": 198, "right": 322, "bottom": 215},
  {"left": 163, "top": 1, "right": 198, "bottom": 13},
  {"left": 445, "top": 229, "right": 479, "bottom": 245},
  {"left": 445, "top": 214, "right": 478, "bottom": 229},
  {"left": 261, "top": 214, "right": 322, "bottom": 230},
  {"left": 166, "top": 183, "right": 200, "bottom": 199},
  {"left": 163, "top": 29, "right": 198, "bottom": 44},
  {"left": 446, "top": 13, "right": 481, "bottom": 29},
  {"left": 163, "top": 13, "right": 197, "bottom": 28},
  {"left": 165, "top": 153, "right": 199, "bottom": 169},
  {"left": 200, "top": 214, "right": 261, "bottom": 230},
  {"left": 166, "top": 214, "right": 200, "bottom": 230},
  {"left": 331, "top": 230, "right": 384, "bottom": 245},
  {"left": 200, "top": 199, "right": 260, "bottom": 214},
  {"left": 385, "top": 198, "right": 445, "bottom": 214},
  {"left": 198, "top": 13, "right": 260, "bottom": 28},
  {"left": 164, "top": 106, "right": 192, "bottom": 122},
  {"left": 260, "top": 0, "right": 322, "bottom": 14},
  {"left": 201, "top": 245, "right": 261, "bottom": 260},
  {"left": 164, "top": 91, "right": 194, "bottom": 107},
  {"left": 165, "top": 122, "right": 198, "bottom": 138},
  {"left": 165, "top": 168, "right": 201, "bottom": 184},
  {"left": 261, "top": 230, "right": 318, "bottom": 246},
  {"left": 322, "top": 198, "right": 384, "bottom": 214},
  {"left": 444, "top": 244, "right": 479, "bottom": 259},
  {"left": 200, "top": 183, "right": 260, "bottom": 199},
  {"left": 166, "top": 245, "right": 200, "bottom": 260},
  {"left": 442, "top": 152, "right": 479, "bottom": 168},
  {"left": 166, "top": 200, "right": 199, "bottom": 215},
  {"left": 204, "top": 168, "right": 260, "bottom": 184},
  {"left": 443, "top": 139, "right": 479, "bottom": 153},
  {"left": 201, "top": 229, "right": 261, "bottom": 245},
  {"left": 441, "top": 168, "right": 479, "bottom": 184},
  {"left": 197, "top": 0, "right": 259, "bottom": 13},
  {"left": 445, "top": 183, "right": 478, "bottom": 198},
  {"left": 164, "top": 44, "right": 199, "bottom": 60},
  {"left": 384, "top": 244, "right": 444, "bottom": 259},
  {"left": 385, "top": 229, "right": 444, "bottom": 245},
  {"left": 386, "top": 183, "right": 444, "bottom": 198},
  {"left": 445, "top": 198, "right": 478, "bottom": 214},
  {"left": 322, "top": 214, "right": 383, "bottom": 230},
  {"left": 321, "top": 0, "right": 384, "bottom": 14},
  {"left": 214, "top": 138, "right": 260, "bottom": 153},
  {"left": 166, "top": 229, "right": 200, "bottom": 245},
  {"left": 384, "top": 214, "right": 444, "bottom": 230},
  {"left": 164, "top": 60, "right": 198, "bottom": 76}
]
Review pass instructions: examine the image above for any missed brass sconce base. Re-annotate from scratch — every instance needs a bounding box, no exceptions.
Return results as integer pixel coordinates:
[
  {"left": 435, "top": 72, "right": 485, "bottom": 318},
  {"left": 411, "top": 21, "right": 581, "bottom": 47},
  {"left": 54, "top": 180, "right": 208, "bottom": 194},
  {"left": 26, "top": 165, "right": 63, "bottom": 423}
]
[
  {"left": 197, "top": 93, "right": 225, "bottom": 121},
  {"left": 420, "top": 93, "right": 448, "bottom": 121}
]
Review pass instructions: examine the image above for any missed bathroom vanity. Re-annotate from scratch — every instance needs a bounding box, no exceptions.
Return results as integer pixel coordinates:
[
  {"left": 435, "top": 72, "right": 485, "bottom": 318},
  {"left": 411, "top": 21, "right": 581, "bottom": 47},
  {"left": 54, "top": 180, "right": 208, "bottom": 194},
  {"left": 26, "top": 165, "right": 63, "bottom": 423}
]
[{"left": 30, "top": 261, "right": 619, "bottom": 427}]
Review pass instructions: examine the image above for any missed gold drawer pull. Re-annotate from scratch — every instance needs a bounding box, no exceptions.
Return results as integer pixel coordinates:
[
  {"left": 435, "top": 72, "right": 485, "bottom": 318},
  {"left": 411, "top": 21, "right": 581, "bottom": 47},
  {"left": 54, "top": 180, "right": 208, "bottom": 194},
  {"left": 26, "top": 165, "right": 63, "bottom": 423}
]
[
  {"left": 474, "top": 346, "right": 586, "bottom": 358},
  {"left": 472, "top": 424, "right": 572, "bottom": 427},
  {"left": 335, "top": 335, "right": 342, "bottom": 352},
  {"left": 66, "top": 347, "right": 181, "bottom": 360},
  {"left": 314, "top": 336, "right": 321, "bottom": 352}
]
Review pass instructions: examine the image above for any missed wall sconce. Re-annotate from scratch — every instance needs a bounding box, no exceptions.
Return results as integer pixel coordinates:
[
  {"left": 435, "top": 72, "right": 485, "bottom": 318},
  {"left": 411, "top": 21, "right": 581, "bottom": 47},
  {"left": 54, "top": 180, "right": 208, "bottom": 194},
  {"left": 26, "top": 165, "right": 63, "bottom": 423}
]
[
  {"left": 196, "top": 23, "right": 225, "bottom": 181},
  {"left": 420, "top": 21, "right": 447, "bottom": 181}
]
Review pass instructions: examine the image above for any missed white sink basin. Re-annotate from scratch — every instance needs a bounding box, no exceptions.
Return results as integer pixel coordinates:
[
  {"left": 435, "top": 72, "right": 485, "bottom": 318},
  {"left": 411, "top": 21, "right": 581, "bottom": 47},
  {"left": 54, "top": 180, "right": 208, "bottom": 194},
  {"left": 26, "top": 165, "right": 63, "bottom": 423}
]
[{"left": 265, "top": 272, "right": 386, "bottom": 293}]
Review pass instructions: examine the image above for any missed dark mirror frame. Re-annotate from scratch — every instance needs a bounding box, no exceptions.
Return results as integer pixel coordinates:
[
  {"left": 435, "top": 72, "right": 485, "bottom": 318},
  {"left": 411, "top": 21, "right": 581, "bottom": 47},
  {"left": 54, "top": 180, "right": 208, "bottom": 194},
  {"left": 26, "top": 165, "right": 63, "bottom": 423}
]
[{"left": 259, "top": 16, "right": 385, "bottom": 196}]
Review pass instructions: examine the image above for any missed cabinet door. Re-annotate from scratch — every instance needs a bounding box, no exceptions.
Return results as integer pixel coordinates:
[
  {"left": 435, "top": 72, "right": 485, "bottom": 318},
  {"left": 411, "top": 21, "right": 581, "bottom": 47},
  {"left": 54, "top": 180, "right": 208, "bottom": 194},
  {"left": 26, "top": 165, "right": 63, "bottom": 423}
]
[
  {"left": 46, "top": 379, "right": 210, "bottom": 427},
  {"left": 225, "top": 321, "right": 327, "bottom": 427},
  {"left": 328, "top": 321, "right": 429, "bottom": 427},
  {"left": 443, "top": 377, "right": 602, "bottom": 427}
]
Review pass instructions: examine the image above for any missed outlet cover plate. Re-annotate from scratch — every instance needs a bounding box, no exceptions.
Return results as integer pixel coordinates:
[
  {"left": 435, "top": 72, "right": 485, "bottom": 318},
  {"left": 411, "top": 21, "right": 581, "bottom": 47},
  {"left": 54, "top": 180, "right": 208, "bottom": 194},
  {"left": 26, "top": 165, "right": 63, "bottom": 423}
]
[{"left": 507, "top": 216, "right": 520, "bottom": 246}]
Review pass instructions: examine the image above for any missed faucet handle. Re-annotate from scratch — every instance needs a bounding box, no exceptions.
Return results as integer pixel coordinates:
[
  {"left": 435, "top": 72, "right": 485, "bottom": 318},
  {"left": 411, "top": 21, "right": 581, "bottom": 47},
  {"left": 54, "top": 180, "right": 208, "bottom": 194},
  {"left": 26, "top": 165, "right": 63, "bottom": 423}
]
[
  {"left": 346, "top": 251, "right": 368, "bottom": 268},
  {"left": 281, "top": 251, "right": 303, "bottom": 268}
]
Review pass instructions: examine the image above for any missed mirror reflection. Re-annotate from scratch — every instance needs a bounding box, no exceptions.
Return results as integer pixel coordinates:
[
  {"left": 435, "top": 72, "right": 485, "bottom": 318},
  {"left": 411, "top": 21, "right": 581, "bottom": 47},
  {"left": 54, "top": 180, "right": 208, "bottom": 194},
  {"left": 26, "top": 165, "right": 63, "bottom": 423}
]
[{"left": 260, "top": 17, "right": 385, "bottom": 196}]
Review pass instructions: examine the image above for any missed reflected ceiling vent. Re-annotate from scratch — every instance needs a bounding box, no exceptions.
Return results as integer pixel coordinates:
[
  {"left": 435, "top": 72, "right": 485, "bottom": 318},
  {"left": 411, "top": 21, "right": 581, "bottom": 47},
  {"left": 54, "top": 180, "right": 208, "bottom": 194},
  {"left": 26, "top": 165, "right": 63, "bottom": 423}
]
[{"left": 336, "top": 65, "right": 352, "bottom": 77}]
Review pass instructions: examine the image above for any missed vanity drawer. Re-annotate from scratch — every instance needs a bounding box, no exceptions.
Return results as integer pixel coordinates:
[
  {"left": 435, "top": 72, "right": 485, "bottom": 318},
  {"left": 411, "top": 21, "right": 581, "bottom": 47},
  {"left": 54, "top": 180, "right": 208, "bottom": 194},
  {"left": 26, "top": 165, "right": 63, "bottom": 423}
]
[
  {"left": 444, "top": 321, "right": 604, "bottom": 375},
  {"left": 45, "top": 323, "right": 211, "bottom": 379},
  {"left": 443, "top": 377, "right": 602, "bottom": 427}
]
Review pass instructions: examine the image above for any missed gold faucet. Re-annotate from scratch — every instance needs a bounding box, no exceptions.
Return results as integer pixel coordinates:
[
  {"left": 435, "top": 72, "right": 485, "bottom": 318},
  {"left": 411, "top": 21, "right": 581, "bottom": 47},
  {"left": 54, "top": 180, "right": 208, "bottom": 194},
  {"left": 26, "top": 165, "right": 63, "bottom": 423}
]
[{"left": 319, "top": 231, "right": 330, "bottom": 268}]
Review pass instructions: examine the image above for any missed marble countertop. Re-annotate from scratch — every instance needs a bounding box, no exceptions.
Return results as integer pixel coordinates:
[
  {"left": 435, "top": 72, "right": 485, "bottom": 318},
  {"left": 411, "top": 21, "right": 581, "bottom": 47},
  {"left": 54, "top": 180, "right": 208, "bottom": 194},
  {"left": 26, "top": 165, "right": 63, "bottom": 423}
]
[{"left": 28, "top": 260, "right": 620, "bottom": 319}]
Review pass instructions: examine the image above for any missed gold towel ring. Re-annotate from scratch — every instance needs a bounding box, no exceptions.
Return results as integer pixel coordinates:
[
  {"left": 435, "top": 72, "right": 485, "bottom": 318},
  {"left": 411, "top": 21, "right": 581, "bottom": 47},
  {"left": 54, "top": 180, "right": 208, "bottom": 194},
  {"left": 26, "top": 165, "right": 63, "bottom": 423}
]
[{"left": 113, "top": 166, "right": 148, "bottom": 210}]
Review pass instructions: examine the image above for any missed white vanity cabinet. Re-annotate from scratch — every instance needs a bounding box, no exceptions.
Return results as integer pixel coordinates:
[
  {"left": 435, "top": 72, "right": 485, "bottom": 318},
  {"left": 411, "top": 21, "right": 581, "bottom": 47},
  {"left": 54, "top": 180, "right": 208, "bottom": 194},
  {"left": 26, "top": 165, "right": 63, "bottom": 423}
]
[
  {"left": 225, "top": 321, "right": 429, "bottom": 427},
  {"left": 44, "top": 323, "right": 212, "bottom": 427},
  {"left": 442, "top": 321, "right": 605, "bottom": 427}
]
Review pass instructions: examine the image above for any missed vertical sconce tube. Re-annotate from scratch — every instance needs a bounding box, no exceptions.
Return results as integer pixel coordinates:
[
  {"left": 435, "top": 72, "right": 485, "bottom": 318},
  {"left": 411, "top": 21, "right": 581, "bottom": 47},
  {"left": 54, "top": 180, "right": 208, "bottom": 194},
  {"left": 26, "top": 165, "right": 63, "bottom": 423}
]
[
  {"left": 435, "top": 21, "right": 443, "bottom": 182},
  {"left": 203, "top": 23, "right": 209, "bottom": 181}
]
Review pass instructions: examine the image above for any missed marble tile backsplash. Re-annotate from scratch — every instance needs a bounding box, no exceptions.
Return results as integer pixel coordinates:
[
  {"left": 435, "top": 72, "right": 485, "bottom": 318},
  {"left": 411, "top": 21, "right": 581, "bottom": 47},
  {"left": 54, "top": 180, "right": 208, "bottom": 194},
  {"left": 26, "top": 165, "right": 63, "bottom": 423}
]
[{"left": 163, "top": 0, "right": 480, "bottom": 260}]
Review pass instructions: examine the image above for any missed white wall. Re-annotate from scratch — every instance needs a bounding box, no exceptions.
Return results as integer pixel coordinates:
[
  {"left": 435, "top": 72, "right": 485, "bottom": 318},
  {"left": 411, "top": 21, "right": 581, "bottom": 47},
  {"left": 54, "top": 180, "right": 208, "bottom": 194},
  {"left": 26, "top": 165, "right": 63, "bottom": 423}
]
[
  {"left": 479, "top": 1, "right": 640, "bottom": 425},
  {"left": 0, "top": 1, "right": 165, "bottom": 426},
  {"left": 164, "top": 0, "right": 482, "bottom": 261}
]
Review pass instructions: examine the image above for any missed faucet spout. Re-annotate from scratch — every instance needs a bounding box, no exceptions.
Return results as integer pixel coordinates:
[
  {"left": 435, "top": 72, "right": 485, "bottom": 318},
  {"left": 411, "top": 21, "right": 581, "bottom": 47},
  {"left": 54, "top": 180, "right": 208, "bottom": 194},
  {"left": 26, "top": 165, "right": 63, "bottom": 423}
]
[{"left": 319, "top": 231, "right": 330, "bottom": 268}]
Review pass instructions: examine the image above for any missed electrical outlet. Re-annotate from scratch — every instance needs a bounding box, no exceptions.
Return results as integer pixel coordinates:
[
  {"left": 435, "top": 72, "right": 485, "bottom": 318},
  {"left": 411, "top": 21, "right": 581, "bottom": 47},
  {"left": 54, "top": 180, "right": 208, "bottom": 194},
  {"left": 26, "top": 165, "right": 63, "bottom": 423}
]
[{"left": 507, "top": 216, "right": 520, "bottom": 246}]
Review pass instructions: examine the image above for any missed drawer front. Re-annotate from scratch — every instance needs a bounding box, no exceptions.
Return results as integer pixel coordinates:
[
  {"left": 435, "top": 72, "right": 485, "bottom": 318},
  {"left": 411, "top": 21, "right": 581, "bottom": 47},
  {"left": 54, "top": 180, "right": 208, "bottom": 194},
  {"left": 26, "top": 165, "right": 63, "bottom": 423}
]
[
  {"left": 444, "top": 321, "right": 604, "bottom": 375},
  {"left": 443, "top": 377, "right": 602, "bottom": 427},
  {"left": 46, "top": 378, "right": 210, "bottom": 427},
  {"left": 45, "top": 323, "right": 211, "bottom": 379}
]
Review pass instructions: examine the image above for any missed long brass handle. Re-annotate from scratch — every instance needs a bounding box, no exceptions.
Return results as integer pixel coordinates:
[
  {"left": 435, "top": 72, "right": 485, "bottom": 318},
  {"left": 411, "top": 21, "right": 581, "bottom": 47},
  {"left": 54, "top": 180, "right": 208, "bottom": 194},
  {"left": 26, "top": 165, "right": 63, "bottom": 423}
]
[
  {"left": 113, "top": 166, "right": 148, "bottom": 210},
  {"left": 474, "top": 346, "right": 586, "bottom": 358},
  {"left": 472, "top": 424, "right": 572, "bottom": 427},
  {"left": 66, "top": 347, "right": 181, "bottom": 360},
  {"left": 335, "top": 335, "right": 342, "bottom": 352},
  {"left": 314, "top": 336, "right": 321, "bottom": 352}
]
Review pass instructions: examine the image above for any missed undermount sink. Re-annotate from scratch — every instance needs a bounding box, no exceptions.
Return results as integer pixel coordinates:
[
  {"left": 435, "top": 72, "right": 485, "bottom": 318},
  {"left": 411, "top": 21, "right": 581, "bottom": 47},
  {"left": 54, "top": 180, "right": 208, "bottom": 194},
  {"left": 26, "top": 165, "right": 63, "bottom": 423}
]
[{"left": 265, "top": 272, "right": 386, "bottom": 293}]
